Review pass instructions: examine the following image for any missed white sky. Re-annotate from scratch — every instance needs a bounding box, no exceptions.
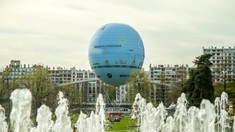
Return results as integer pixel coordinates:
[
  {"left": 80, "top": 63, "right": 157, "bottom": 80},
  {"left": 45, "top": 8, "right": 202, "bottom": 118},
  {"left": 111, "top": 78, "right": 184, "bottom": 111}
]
[{"left": 1, "top": 0, "right": 235, "bottom": 70}]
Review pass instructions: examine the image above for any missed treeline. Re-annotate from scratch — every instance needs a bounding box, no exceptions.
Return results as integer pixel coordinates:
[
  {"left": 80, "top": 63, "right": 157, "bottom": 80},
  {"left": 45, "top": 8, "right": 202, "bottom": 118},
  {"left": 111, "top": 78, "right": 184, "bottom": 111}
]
[
  {"left": 127, "top": 54, "right": 235, "bottom": 113},
  {"left": 0, "top": 65, "right": 82, "bottom": 122}
]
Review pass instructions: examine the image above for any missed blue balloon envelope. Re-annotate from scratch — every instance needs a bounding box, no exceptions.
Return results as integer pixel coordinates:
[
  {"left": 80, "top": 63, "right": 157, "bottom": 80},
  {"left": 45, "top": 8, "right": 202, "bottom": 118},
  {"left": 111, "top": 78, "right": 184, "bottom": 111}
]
[{"left": 88, "top": 23, "right": 145, "bottom": 86}]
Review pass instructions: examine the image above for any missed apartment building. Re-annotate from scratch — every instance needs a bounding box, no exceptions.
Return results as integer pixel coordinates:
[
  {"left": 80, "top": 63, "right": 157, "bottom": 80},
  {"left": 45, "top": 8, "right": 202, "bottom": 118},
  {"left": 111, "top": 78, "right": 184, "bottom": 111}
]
[
  {"left": 149, "top": 64, "right": 190, "bottom": 105},
  {"left": 203, "top": 46, "right": 235, "bottom": 82},
  {"left": 116, "top": 85, "right": 128, "bottom": 104},
  {"left": 47, "top": 67, "right": 96, "bottom": 84},
  {"left": 149, "top": 64, "right": 190, "bottom": 84},
  {"left": 48, "top": 67, "right": 71, "bottom": 84},
  {"left": 0, "top": 60, "right": 111, "bottom": 104},
  {"left": 0, "top": 60, "right": 44, "bottom": 80}
]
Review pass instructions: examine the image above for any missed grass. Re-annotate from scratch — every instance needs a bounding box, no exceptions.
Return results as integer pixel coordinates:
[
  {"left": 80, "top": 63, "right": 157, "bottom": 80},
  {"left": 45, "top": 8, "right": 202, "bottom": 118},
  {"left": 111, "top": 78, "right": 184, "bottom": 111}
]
[{"left": 105, "top": 115, "right": 138, "bottom": 132}]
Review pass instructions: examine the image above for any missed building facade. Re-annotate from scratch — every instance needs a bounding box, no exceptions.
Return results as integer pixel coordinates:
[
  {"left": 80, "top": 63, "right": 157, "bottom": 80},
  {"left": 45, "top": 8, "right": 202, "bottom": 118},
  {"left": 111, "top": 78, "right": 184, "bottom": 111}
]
[
  {"left": 149, "top": 64, "right": 190, "bottom": 105},
  {"left": 116, "top": 85, "right": 128, "bottom": 104},
  {"left": 203, "top": 46, "right": 235, "bottom": 82},
  {"left": 1, "top": 60, "right": 35, "bottom": 79},
  {"left": 1, "top": 60, "right": 194, "bottom": 106},
  {"left": 0, "top": 60, "right": 112, "bottom": 105},
  {"left": 149, "top": 64, "right": 190, "bottom": 84}
]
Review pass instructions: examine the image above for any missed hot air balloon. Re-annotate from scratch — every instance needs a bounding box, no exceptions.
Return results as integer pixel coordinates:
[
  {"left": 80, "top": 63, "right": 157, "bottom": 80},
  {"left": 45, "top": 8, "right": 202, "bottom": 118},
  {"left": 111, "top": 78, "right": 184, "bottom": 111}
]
[{"left": 88, "top": 23, "right": 145, "bottom": 86}]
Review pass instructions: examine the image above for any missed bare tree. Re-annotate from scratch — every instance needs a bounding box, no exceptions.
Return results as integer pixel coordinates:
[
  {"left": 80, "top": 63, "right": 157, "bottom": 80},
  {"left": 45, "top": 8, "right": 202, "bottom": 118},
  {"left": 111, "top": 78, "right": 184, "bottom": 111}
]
[{"left": 167, "top": 66, "right": 188, "bottom": 104}]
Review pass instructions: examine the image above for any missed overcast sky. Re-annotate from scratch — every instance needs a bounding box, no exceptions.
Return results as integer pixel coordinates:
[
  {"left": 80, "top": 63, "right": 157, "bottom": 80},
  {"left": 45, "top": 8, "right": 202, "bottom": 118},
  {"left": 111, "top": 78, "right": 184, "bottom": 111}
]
[{"left": 1, "top": 0, "right": 235, "bottom": 70}]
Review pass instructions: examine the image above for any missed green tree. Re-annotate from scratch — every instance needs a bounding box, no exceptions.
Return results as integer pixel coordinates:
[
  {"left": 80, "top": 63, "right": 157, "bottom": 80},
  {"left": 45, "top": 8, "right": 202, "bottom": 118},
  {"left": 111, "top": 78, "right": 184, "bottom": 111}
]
[
  {"left": 18, "top": 65, "right": 56, "bottom": 116},
  {"left": 214, "top": 82, "right": 235, "bottom": 115},
  {"left": 0, "top": 76, "right": 10, "bottom": 107},
  {"left": 214, "top": 82, "right": 235, "bottom": 98},
  {"left": 108, "top": 85, "right": 116, "bottom": 101},
  {"left": 0, "top": 67, "right": 20, "bottom": 123},
  {"left": 126, "top": 70, "right": 151, "bottom": 103},
  {"left": 59, "top": 84, "right": 82, "bottom": 113},
  {"left": 183, "top": 54, "right": 214, "bottom": 107}
]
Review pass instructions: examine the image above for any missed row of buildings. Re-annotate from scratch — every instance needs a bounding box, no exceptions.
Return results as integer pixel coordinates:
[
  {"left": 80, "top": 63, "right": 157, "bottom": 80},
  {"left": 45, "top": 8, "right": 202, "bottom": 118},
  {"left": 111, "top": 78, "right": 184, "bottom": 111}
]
[
  {"left": 1, "top": 46, "right": 235, "bottom": 106},
  {"left": 0, "top": 60, "right": 191, "bottom": 105}
]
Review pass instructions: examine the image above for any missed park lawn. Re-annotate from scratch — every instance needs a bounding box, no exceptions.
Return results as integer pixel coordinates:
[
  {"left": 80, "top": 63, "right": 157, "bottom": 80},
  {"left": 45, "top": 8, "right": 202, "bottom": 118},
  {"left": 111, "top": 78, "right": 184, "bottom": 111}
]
[{"left": 106, "top": 115, "right": 138, "bottom": 132}]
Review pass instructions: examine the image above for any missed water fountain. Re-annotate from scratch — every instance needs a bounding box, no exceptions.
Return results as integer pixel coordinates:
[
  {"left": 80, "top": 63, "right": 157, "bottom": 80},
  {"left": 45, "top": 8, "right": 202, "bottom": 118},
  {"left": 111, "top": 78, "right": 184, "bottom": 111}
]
[
  {"left": 10, "top": 89, "right": 32, "bottom": 132},
  {"left": 0, "top": 89, "right": 105, "bottom": 132},
  {"left": 131, "top": 92, "right": 235, "bottom": 132},
  {"left": 0, "top": 88, "right": 234, "bottom": 132},
  {"left": 0, "top": 105, "right": 8, "bottom": 132},
  {"left": 74, "top": 94, "right": 106, "bottom": 132}
]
